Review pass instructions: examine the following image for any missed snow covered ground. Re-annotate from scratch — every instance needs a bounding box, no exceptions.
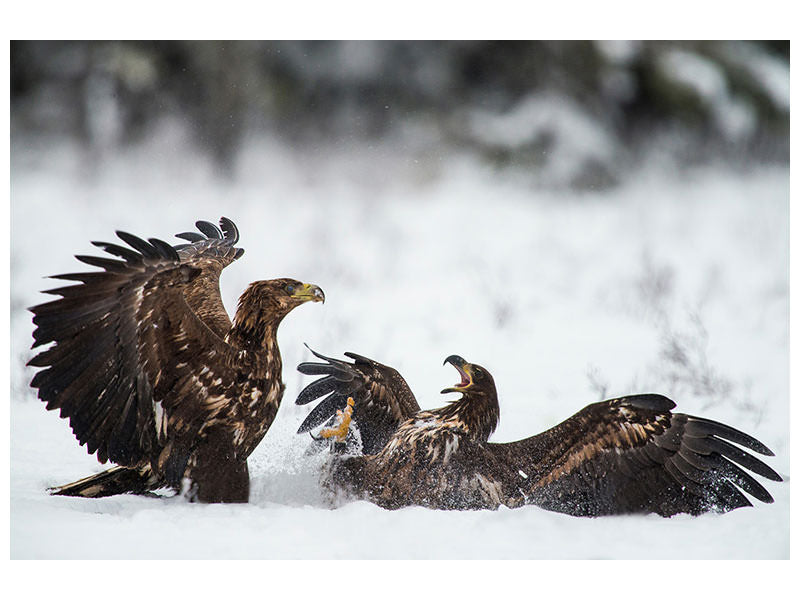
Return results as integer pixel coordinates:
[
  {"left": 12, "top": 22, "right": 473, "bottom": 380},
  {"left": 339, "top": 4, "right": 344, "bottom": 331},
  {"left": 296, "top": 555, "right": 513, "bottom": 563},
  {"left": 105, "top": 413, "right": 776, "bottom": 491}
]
[{"left": 9, "top": 131, "right": 789, "bottom": 559}]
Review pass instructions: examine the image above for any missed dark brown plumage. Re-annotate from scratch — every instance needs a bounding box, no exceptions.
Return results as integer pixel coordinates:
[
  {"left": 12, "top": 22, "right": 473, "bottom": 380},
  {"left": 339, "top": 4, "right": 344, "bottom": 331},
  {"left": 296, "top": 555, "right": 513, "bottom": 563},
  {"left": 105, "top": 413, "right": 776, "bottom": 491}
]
[
  {"left": 296, "top": 349, "right": 420, "bottom": 454},
  {"left": 296, "top": 349, "right": 782, "bottom": 516},
  {"left": 29, "top": 217, "right": 324, "bottom": 503}
]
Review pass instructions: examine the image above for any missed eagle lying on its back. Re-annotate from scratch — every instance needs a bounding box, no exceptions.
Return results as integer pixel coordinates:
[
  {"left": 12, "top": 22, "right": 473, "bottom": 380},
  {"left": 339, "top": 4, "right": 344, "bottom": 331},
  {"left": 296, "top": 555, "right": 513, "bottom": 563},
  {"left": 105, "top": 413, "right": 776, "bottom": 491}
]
[
  {"left": 28, "top": 217, "right": 323, "bottom": 503},
  {"left": 297, "top": 349, "right": 782, "bottom": 517}
]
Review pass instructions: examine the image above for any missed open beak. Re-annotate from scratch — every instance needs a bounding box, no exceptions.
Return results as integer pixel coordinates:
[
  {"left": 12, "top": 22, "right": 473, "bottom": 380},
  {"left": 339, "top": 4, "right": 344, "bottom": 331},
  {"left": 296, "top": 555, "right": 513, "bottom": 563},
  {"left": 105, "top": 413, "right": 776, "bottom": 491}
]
[
  {"left": 441, "top": 354, "right": 473, "bottom": 394},
  {"left": 292, "top": 283, "right": 325, "bottom": 303}
]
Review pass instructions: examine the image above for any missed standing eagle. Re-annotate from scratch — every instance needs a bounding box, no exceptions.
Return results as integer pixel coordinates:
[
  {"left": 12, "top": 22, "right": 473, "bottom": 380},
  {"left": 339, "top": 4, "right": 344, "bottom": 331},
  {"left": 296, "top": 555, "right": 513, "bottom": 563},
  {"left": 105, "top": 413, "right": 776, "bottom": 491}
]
[
  {"left": 28, "top": 217, "right": 324, "bottom": 503},
  {"left": 296, "top": 349, "right": 781, "bottom": 516}
]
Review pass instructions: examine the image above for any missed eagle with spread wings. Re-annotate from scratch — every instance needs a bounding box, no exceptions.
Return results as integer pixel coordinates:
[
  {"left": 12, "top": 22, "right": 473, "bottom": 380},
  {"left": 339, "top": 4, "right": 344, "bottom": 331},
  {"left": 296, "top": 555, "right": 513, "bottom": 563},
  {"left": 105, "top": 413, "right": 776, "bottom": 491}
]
[
  {"left": 28, "top": 217, "right": 324, "bottom": 503},
  {"left": 296, "top": 349, "right": 781, "bottom": 516}
]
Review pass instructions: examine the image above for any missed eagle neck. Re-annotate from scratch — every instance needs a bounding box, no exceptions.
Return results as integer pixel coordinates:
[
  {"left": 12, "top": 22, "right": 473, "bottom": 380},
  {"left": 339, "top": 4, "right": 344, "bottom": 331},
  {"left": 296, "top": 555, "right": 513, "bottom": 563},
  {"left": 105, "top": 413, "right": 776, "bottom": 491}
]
[
  {"left": 439, "top": 391, "right": 499, "bottom": 442},
  {"left": 227, "top": 312, "right": 283, "bottom": 354}
]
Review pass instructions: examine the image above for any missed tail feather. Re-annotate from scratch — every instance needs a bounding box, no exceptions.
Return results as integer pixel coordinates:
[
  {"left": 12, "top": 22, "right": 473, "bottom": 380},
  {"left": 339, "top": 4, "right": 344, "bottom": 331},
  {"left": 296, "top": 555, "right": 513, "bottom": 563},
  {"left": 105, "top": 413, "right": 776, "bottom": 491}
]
[{"left": 49, "top": 465, "right": 162, "bottom": 498}]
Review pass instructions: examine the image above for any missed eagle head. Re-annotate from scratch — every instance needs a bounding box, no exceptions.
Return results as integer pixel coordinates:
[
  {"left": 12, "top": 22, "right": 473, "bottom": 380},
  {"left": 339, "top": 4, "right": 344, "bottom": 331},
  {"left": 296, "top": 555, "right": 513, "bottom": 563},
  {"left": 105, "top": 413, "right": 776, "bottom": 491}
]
[
  {"left": 440, "top": 355, "right": 495, "bottom": 397},
  {"left": 439, "top": 355, "right": 500, "bottom": 441},
  {"left": 233, "top": 278, "right": 324, "bottom": 336}
]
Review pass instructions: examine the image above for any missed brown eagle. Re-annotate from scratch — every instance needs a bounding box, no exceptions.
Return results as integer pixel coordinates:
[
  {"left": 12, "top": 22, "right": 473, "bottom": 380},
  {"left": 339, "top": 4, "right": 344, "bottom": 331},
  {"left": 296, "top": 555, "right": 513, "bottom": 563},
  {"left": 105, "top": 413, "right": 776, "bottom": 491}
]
[
  {"left": 296, "top": 349, "right": 782, "bottom": 516},
  {"left": 28, "top": 217, "right": 324, "bottom": 503}
]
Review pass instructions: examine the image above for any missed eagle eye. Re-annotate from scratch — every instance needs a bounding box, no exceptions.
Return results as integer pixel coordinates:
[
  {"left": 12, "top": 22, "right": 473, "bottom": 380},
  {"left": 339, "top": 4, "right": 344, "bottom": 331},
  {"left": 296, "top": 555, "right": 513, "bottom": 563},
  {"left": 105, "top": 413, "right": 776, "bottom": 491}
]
[{"left": 285, "top": 284, "right": 296, "bottom": 295}]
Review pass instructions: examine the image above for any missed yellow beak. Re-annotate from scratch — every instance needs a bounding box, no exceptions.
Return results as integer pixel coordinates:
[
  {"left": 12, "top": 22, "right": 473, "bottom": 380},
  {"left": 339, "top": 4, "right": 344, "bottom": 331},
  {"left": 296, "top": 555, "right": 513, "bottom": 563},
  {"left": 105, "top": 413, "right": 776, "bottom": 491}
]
[{"left": 292, "top": 283, "right": 325, "bottom": 303}]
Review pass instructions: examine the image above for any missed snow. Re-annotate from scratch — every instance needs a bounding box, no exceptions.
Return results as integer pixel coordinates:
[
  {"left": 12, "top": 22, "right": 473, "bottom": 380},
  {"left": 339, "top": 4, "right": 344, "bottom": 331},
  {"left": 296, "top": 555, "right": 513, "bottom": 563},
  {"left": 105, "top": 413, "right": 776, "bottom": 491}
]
[
  {"left": 594, "top": 39, "right": 641, "bottom": 65},
  {"left": 467, "top": 93, "right": 617, "bottom": 184},
  {"left": 9, "top": 130, "right": 789, "bottom": 560},
  {"left": 659, "top": 48, "right": 757, "bottom": 140},
  {"left": 724, "top": 41, "right": 791, "bottom": 112}
]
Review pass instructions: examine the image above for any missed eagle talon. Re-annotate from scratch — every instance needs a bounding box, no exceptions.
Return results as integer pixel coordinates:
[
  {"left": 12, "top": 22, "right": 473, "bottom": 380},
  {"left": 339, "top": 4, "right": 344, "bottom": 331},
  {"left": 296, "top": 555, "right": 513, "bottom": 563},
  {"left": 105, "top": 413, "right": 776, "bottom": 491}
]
[{"left": 317, "top": 397, "right": 355, "bottom": 443}]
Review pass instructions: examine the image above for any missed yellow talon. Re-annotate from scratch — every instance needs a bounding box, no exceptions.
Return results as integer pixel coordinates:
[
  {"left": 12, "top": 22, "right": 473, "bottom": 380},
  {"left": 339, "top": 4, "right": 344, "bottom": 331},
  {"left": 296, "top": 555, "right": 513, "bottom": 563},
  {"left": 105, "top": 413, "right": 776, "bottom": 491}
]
[{"left": 318, "top": 397, "right": 355, "bottom": 442}]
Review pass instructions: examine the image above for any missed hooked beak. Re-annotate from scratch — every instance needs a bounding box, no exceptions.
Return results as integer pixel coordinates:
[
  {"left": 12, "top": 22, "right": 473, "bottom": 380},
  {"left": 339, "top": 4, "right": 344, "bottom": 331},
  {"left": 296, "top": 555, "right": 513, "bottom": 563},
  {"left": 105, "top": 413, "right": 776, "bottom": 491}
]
[
  {"left": 441, "top": 354, "right": 472, "bottom": 394},
  {"left": 292, "top": 283, "right": 325, "bottom": 304}
]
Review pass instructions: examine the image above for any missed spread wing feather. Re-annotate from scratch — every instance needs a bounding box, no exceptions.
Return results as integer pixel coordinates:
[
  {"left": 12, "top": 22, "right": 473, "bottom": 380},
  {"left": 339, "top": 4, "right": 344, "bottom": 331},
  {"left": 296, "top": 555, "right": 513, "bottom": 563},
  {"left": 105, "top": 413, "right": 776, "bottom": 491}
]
[
  {"left": 486, "top": 395, "right": 782, "bottom": 516},
  {"left": 28, "top": 218, "right": 257, "bottom": 481},
  {"left": 170, "top": 218, "right": 244, "bottom": 338},
  {"left": 296, "top": 349, "right": 420, "bottom": 453}
]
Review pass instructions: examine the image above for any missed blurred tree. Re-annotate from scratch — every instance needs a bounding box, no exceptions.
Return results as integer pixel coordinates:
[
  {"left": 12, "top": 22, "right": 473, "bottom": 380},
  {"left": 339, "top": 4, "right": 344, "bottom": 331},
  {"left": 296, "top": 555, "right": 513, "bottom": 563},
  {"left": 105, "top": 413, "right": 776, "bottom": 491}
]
[{"left": 10, "top": 40, "right": 789, "bottom": 186}]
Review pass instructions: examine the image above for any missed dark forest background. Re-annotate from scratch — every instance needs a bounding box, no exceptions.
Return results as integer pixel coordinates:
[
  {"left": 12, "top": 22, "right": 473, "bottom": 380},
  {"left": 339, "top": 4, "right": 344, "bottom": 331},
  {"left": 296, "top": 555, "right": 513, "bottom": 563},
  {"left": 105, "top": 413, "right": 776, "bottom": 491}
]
[{"left": 11, "top": 40, "right": 789, "bottom": 188}]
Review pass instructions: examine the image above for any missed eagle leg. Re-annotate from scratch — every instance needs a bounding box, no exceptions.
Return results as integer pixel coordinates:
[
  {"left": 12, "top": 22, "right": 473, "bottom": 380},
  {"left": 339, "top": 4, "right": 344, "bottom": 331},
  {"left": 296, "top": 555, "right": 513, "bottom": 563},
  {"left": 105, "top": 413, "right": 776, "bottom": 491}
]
[{"left": 316, "top": 397, "right": 355, "bottom": 443}]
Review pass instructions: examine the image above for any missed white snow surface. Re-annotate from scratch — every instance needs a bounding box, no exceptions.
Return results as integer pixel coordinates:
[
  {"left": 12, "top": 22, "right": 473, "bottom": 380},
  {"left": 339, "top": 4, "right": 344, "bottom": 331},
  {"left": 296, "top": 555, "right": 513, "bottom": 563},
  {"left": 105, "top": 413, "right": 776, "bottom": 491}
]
[{"left": 10, "top": 132, "right": 789, "bottom": 559}]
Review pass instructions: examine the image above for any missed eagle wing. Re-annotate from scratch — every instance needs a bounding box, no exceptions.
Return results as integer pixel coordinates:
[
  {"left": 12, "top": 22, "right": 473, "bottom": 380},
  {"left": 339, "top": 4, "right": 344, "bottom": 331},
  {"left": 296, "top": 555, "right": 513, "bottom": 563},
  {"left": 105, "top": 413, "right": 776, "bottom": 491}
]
[
  {"left": 296, "top": 349, "right": 420, "bottom": 454},
  {"left": 486, "top": 394, "right": 782, "bottom": 516},
  {"left": 171, "top": 217, "right": 244, "bottom": 337},
  {"left": 28, "top": 218, "right": 256, "bottom": 485}
]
